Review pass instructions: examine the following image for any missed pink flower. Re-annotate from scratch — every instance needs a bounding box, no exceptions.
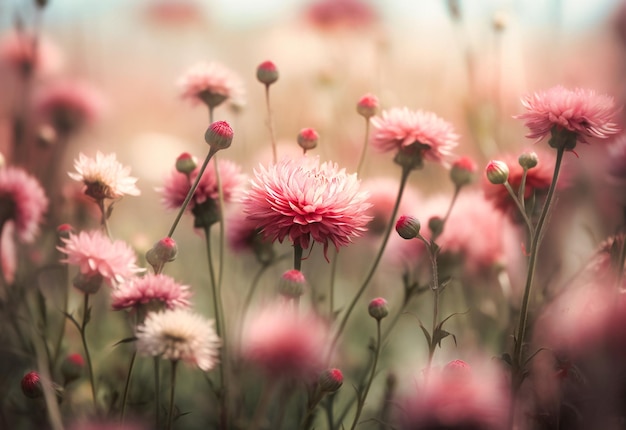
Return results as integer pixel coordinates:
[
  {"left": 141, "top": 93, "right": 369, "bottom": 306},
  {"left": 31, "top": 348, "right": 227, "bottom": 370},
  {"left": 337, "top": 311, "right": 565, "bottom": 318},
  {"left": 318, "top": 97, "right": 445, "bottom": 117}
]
[
  {"left": 68, "top": 152, "right": 140, "bottom": 200},
  {"left": 0, "top": 30, "right": 62, "bottom": 77},
  {"left": 305, "top": 0, "right": 378, "bottom": 31},
  {"left": 371, "top": 107, "right": 459, "bottom": 167},
  {"left": 516, "top": 86, "right": 620, "bottom": 145},
  {"left": 0, "top": 166, "right": 48, "bottom": 243},
  {"left": 226, "top": 208, "right": 275, "bottom": 264},
  {"left": 177, "top": 61, "right": 245, "bottom": 108},
  {"left": 57, "top": 230, "right": 143, "bottom": 285},
  {"left": 243, "top": 156, "right": 372, "bottom": 258},
  {"left": 240, "top": 302, "right": 330, "bottom": 378},
  {"left": 111, "top": 274, "right": 192, "bottom": 311}
]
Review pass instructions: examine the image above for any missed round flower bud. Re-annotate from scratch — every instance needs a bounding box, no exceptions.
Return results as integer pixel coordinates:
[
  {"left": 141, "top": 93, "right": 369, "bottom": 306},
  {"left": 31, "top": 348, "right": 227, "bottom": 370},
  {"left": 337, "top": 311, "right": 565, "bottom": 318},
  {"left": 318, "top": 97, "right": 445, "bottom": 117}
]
[
  {"left": 395, "top": 215, "right": 420, "bottom": 240},
  {"left": 73, "top": 273, "right": 103, "bottom": 295},
  {"left": 21, "top": 371, "right": 43, "bottom": 399},
  {"left": 57, "top": 223, "right": 73, "bottom": 239},
  {"left": 319, "top": 368, "right": 343, "bottom": 393},
  {"left": 356, "top": 93, "right": 379, "bottom": 119},
  {"left": 256, "top": 61, "right": 279, "bottom": 86},
  {"left": 61, "top": 353, "right": 85, "bottom": 385},
  {"left": 205, "top": 120, "right": 234, "bottom": 151},
  {"left": 450, "top": 156, "right": 477, "bottom": 187},
  {"left": 485, "top": 160, "right": 509, "bottom": 185},
  {"left": 518, "top": 152, "right": 538, "bottom": 170},
  {"left": 297, "top": 128, "right": 319, "bottom": 152},
  {"left": 428, "top": 216, "right": 444, "bottom": 238},
  {"left": 146, "top": 237, "right": 178, "bottom": 267},
  {"left": 175, "top": 152, "right": 198, "bottom": 174},
  {"left": 278, "top": 269, "right": 307, "bottom": 299},
  {"left": 368, "top": 297, "right": 389, "bottom": 321}
]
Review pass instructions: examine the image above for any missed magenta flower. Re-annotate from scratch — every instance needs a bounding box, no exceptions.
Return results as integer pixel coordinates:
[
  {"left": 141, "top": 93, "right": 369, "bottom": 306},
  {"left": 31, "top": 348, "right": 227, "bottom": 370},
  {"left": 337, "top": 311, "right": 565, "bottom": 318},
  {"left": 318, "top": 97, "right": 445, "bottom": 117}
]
[
  {"left": 371, "top": 107, "right": 459, "bottom": 168},
  {"left": 243, "top": 156, "right": 371, "bottom": 257},
  {"left": 0, "top": 166, "right": 48, "bottom": 243},
  {"left": 57, "top": 230, "right": 143, "bottom": 286},
  {"left": 111, "top": 274, "right": 192, "bottom": 311},
  {"left": 516, "top": 86, "right": 620, "bottom": 148},
  {"left": 177, "top": 61, "right": 245, "bottom": 108}
]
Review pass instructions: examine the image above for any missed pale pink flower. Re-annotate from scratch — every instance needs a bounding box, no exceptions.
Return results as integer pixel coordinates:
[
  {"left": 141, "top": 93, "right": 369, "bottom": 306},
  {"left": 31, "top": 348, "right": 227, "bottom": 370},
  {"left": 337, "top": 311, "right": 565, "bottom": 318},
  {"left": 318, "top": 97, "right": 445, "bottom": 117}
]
[
  {"left": 240, "top": 302, "right": 330, "bottom": 378},
  {"left": 111, "top": 274, "right": 192, "bottom": 311},
  {"left": 305, "top": 0, "right": 379, "bottom": 31},
  {"left": 0, "top": 30, "right": 62, "bottom": 77},
  {"left": 516, "top": 86, "right": 620, "bottom": 144},
  {"left": 57, "top": 230, "right": 143, "bottom": 285},
  {"left": 177, "top": 61, "right": 245, "bottom": 107},
  {"left": 371, "top": 107, "right": 459, "bottom": 167},
  {"left": 68, "top": 152, "right": 140, "bottom": 200},
  {"left": 0, "top": 166, "right": 48, "bottom": 242},
  {"left": 135, "top": 308, "right": 220, "bottom": 371},
  {"left": 160, "top": 158, "right": 246, "bottom": 211},
  {"left": 243, "top": 156, "right": 372, "bottom": 258}
]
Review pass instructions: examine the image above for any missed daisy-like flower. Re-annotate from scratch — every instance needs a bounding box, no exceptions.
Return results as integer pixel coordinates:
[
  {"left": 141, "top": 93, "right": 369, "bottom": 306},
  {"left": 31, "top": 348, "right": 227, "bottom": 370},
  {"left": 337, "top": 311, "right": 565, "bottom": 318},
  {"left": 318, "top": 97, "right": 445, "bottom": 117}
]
[
  {"left": 243, "top": 156, "right": 372, "bottom": 258},
  {"left": 0, "top": 166, "right": 48, "bottom": 243},
  {"left": 111, "top": 274, "right": 192, "bottom": 312},
  {"left": 57, "top": 229, "right": 143, "bottom": 286},
  {"left": 135, "top": 308, "right": 220, "bottom": 371},
  {"left": 177, "top": 61, "right": 245, "bottom": 108},
  {"left": 516, "top": 86, "right": 620, "bottom": 150},
  {"left": 371, "top": 107, "right": 459, "bottom": 169},
  {"left": 68, "top": 152, "right": 140, "bottom": 201}
]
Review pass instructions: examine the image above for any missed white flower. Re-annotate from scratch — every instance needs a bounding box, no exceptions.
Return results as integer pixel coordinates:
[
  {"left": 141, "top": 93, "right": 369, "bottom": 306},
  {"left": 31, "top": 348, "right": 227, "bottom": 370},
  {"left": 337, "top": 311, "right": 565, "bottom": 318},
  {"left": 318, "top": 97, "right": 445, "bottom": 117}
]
[
  {"left": 135, "top": 309, "right": 221, "bottom": 372},
  {"left": 68, "top": 151, "right": 140, "bottom": 200}
]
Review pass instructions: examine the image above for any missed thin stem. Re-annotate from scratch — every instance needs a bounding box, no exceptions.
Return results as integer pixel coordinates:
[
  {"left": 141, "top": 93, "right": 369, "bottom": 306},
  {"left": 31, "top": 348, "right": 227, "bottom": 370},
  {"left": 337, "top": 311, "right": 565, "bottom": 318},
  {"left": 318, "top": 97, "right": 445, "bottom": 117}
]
[
  {"left": 166, "top": 360, "right": 179, "bottom": 430},
  {"left": 356, "top": 118, "right": 371, "bottom": 175},
  {"left": 517, "top": 169, "right": 529, "bottom": 213},
  {"left": 52, "top": 264, "right": 69, "bottom": 368},
  {"left": 350, "top": 320, "right": 382, "bottom": 430},
  {"left": 504, "top": 181, "right": 534, "bottom": 236},
  {"left": 442, "top": 186, "right": 460, "bottom": 225},
  {"left": 154, "top": 357, "right": 161, "bottom": 429},
  {"left": 97, "top": 199, "right": 112, "bottom": 239},
  {"left": 329, "top": 248, "right": 339, "bottom": 318},
  {"left": 120, "top": 350, "right": 137, "bottom": 423},
  {"left": 265, "top": 85, "right": 278, "bottom": 164},
  {"left": 79, "top": 294, "right": 97, "bottom": 411},
  {"left": 248, "top": 380, "right": 277, "bottom": 430},
  {"left": 417, "top": 236, "right": 441, "bottom": 370},
  {"left": 294, "top": 244, "right": 304, "bottom": 271}
]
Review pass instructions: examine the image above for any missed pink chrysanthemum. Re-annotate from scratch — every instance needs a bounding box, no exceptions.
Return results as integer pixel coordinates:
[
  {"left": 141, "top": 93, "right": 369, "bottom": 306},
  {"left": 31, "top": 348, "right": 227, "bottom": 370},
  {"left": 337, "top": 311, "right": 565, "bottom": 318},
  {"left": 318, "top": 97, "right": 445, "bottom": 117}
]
[
  {"left": 0, "top": 166, "right": 48, "bottom": 243},
  {"left": 160, "top": 158, "right": 246, "bottom": 211},
  {"left": 111, "top": 274, "right": 192, "bottom": 311},
  {"left": 68, "top": 152, "right": 140, "bottom": 200},
  {"left": 516, "top": 86, "right": 620, "bottom": 144},
  {"left": 243, "top": 156, "right": 372, "bottom": 257},
  {"left": 240, "top": 302, "right": 330, "bottom": 378},
  {"left": 0, "top": 30, "right": 62, "bottom": 77},
  {"left": 177, "top": 61, "right": 245, "bottom": 107},
  {"left": 371, "top": 107, "right": 459, "bottom": 167},
  {"left": 57, "top": 230, "right": 143, "bottom": 285}
]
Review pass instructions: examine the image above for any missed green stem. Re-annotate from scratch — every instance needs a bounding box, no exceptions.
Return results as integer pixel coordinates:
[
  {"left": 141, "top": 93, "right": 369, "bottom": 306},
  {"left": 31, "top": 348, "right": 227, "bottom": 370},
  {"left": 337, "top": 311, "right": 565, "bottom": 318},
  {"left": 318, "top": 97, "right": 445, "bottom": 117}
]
[
  {"left": 52, "top": 263, "right": 69, "bottom": 369},
  {"left": 356, "top": 118, "right": 371, "bottom": 175},
  {"left": 79, "top": 294, "right": 97, "bottom": 411},
  {"left": 248, "top": 380, "right": 276, "bottom": 430},
  {"left": 517, "top": 168, "right": 529, "bottom": 213},
  {"left": 166, "top": 360, "right": 179, "bottom": 430},
  {"left": 350, "top": 320, "right": 382, "bottom": 430},
  {"left": 504, "top": 181, "right": 534, "bottom": 236},
  {"left": 265, "top": 85, "right": 278, "bottom": 164},
  {"left": 329, "top": 248, "right": 339, "bottom": 319},
  {"left": 154, "top": 357, "right": 161, "bottom": 429},
  {"left": 294, "top": 243, "right": 304, "bottom": 271},
  {"left": 97, "top": 199, "right": 112, "bottom": 239},
  {"left": 120, "top": 350, "right": 137, "bottom": 423}
]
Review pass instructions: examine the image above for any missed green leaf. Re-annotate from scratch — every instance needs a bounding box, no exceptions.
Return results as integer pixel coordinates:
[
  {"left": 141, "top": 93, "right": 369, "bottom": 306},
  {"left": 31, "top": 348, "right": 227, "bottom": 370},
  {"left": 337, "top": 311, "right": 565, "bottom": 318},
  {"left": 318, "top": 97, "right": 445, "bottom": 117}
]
[{"left": 113, "top": 337, "right": 137, "bottom": 347}]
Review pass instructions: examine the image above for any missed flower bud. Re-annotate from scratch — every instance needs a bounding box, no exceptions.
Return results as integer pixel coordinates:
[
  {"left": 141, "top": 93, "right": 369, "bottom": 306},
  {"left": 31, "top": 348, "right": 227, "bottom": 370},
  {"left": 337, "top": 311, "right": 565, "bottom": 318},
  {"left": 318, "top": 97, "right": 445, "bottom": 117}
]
[
  {"left": 444, "top": 359, "right": 472, "bottom": 378},
  {"left": 368, "top": 297, "right": 389, "bottom": 321},
  {"left": 256, "top": 61, "right": 279, "bottom": 86},
  {"left": 21, "top": 371, "right": 43, "bottom": 399},
  {"left": 57, "top": 224, "right": 73, "bottom": 239},
  {"left": 297, "top": 128, "right": 319, "bottom": 152},
  {"left": 205, "top": 120, "right": 234, "bottom": 151},
  {"left": 485, "top": 160, "right": 509, "bottom": 184},
  {"left": 450, "top": 156, "right": 476, "bottom": 187},
  {"left": 146, "top": 237, "right": 178, "bottom": 267},
  {"left": 175, "top": 152, "right": 198, "bottom": 174},
  {"left": 318, "top": 368, "right": 343, "bottom": 392},
  {"left": 73, "top": 273, "right": 103, "bottom": 294},
  {"left": 356, "top": 93, "right": 379, "bottom": 119},
  {"left": 518, "top": 152, "right": 538, "bottom": 170},
  {"left": 428, "top": 216, "right": 444, "bottom": 238},
  {"left": 61, "top": 353, "right": 85, "bottom": 385},
  {"left": 395, "top": 215, "right": 420, "bottom": 240},
  {"left": 278, "top": 269, "right": 307, "bottom": 299}
]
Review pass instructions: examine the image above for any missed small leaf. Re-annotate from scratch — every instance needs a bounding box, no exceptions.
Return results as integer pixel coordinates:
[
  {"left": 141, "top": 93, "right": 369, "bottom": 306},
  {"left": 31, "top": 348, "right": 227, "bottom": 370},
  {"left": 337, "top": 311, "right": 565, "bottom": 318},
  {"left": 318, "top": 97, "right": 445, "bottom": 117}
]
[
  {"left": 419, "top": 324, "right": 432, "bottom": 348},
  {"left": 113, "top": 337, "right": 137, "bottom": 347}
]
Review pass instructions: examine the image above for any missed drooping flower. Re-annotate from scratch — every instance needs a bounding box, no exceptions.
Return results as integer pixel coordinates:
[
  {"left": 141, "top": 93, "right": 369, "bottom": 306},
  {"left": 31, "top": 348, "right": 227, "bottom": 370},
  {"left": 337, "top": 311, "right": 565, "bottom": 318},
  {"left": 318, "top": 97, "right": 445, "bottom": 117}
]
[
  {"left": 516, "top": 86, "right": 620, "bottom": 149},
  {"left": 135, "top": 308, "right": 220, "bottom": 371},
  {"left": 177, "top": 61, "right": 245, "bottom": 108},
  {"left": 243, "top": 156, "right": 372, "bottom": 258},
  {"left": 68, "top": 152, "right": 140, "bottom": 200},
  {"left": 371, "top": 107, "right": 459, "bottom": 169},
  {"left": 57, "top": 229, "right": 143, "bottom": 286},
  {"left": 0, "top": 166, "right": 48, "bottom": 243},
  {"left": 111, "top": 274, "right": 192, "bottom": 312}
]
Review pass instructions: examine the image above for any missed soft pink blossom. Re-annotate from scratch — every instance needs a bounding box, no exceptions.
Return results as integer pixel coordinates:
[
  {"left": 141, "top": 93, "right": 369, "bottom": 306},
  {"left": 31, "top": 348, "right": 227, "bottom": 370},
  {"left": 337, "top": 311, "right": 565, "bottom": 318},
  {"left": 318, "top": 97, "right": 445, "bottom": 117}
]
[
  {"left": 516, "top": 86, "right": 620, "bottom": 144},
  {"left": 68, "top": 152, "right": 140, "bottom": 200},
  {"left": 57, "top": 230, "right": 143, "bottom": 285},
  {"left": 371, "top": 107, "right": 459, "bottom": 166},
  {"left": 111, "top": 274, "right": 192, "bottom": 311},
  {"left": 0, "top": 30, "right": 62, "bottom": 77},
  {"left": 304, "top": 0, "right": 379, "bottom": 31},
  {"left": 177, "top": 61, "right": 245, "bottom": 107},
  {"left": 243, "top": 156, "right": 372, "bottom": 258},
  {"left": 0, "top": 166, "right": 48, "bottom": 242}
]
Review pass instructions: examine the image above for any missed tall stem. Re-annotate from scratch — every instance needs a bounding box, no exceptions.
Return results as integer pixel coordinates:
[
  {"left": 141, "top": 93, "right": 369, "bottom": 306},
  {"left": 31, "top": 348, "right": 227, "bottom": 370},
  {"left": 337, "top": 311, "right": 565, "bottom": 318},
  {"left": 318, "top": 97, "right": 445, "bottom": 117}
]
[
  {"left": 265, "top": 85, "right": 277, "bottom": 164},
  {"left": 154, "top": 357, "right": 161, "bottom": 429},
  {"left": 294, "top": 244, "right": 303, "bottom": 271},
  {"left": 356, "top": 118, "right": 371, "bottom": 175},
  {"left": 120, "top": 350, "right": 137, "bottom": 423},
  {"left": 248, "top": 380, "right": 277, "bottom": 430},
  {"left": 166, "top": 360, "right": 179, "bottom": 430},
  {"left": 79, "top": 294, "right": 97, "bottom": 410},
  {"left": 350, "top": 320, "right": 382, "bottom": 430}
]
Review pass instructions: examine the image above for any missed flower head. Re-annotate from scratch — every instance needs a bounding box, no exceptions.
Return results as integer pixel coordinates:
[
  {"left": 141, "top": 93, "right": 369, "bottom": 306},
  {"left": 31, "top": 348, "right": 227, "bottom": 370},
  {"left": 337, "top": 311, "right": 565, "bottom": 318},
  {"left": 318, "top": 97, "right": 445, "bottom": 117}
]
[
  {"left": 57, "top": 230, "right": 143, "bottom": 286},
  {"left": 371, "top": 107, "right": 458, "bottom": 169},
  {"left": 226, "top": 208, "right": 275, "bottom": 264},
  {"left": 135, "top": 308, "right": 220, "bottom": 371},
  {"left": 0, "top": 166, "right": 48, "bottom": 243},
  {"left": 112, "top": 274, "right": 192, "bottom": 312},
  {"left": 243, "top": 156, "right": 371, "bottom": 258},
  {"left": 256, "top": 60, "right": 279, "bottom": 86},
  {"left": 68, "top": 152, "right": 140, "bottom": 200},
  {"left": 177, "top": 61, "right": 245, "bottom": 108},
  {"left": 357, "top": 93, "right": 379, "bottom": 119}
]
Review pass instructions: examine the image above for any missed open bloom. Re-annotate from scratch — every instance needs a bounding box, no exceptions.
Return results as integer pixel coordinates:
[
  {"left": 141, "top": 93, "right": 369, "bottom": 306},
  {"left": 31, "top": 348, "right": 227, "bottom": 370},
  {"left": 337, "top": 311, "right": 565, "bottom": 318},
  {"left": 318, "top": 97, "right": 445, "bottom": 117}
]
[
  {"left": 243, "top": 156, "right": 371, "bottom": 257},
  {"left": 177, "top": 61, "right": 245, "bottom": 108},
  {"left": 112, "top": 274, "right": 192, "bottom": 311},
  {"left": 135, "top": 309, "right": 220, "bottom": 371},
  {"left": 68, "top": 152, "right": 140, "bottom": 200}
]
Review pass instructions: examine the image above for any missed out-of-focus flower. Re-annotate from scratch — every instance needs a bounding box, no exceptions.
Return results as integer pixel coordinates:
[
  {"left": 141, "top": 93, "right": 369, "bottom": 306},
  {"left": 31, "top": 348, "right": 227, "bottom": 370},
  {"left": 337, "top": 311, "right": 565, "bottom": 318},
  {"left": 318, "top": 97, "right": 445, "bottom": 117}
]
[
  {"left": 368, "top": 297, "right": 388, "bottom": 320},
  {"left": 357, "top": 93, "right": 379, "bottom": 119},
  {"left": 256, "top": 60, "right": 279, "bottom": 86},
  {"left": 371, "top": 107, "right": 458, "bottom": 169},
  {"left": 516, "top": 86, "right": 620, "bottom": 149},
  {"left": 143, "top": 0, "right": 204, "bottom": 26},
  {"left": 68, "top": 152, "right": 140, "bottom": 201},
  {"left": 297, "top": 128, "right": 319, "bottom": 152},
  {"left": 304, "top": 0, "right": 379, "bottom": 31},
  {"left": 243, "top": 156, "right": 371, "bottom": 259},
  {"left": 318, "top": 368, "right": 343, "bottom": 392},
  {"left": 278, "top": 269, "right": 307, "bottom": 298},
  {"left": 177, "top": 61, "right": 245, "bottom": 108},
  {"left": 57, "top": 230, "right": 143, "bottom": 286},
  {"left": 21, "top": 371, "right": 43, "bottom": 399},
  {"left": 240, "top": 302, "right": 330, "bottom": 378},
  {"left": 61, "top": 353, "right": 85, "bottom": 385},
  {"left": 135, "top": 308, "right": 220, "bottom": 371},
  {"left": 112, "top": 274, "right": 192, "bottom": 312},
  {"left": 226, "top": 208, "right": 275, "bottom": 264},
  {"left": 0, "top": 30, "right": 62, "bottom": 78},
  {"left": 360, "top": 177, "right": 419, "bottom": 238},
  {"left": 450, "top": 156, "right": 477, "bottom": 187},
  {"left": 0, "top": 166, "right": 48, "bottom": 243}
]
